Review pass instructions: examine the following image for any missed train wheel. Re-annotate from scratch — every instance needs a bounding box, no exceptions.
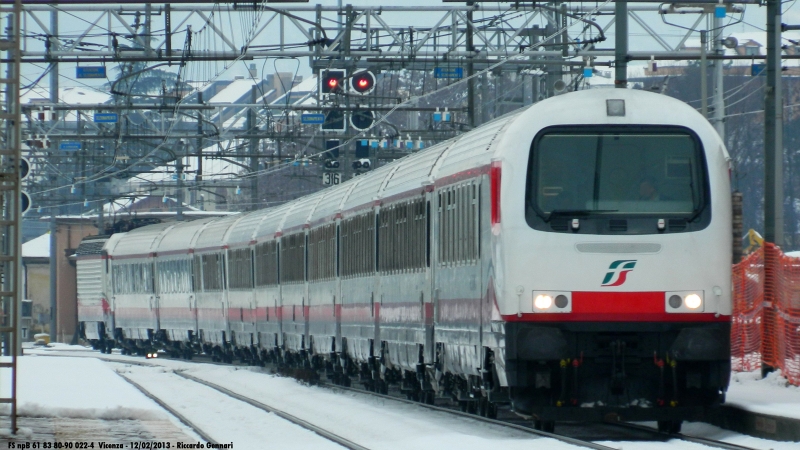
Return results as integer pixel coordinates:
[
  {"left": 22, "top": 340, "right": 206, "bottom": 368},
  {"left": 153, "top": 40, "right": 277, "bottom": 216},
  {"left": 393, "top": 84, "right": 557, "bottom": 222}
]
[
  {"left": 657, "top": 420, "right": 682, "bottom": 434},
  {"left": 487, "top": 402, "right": 498, "bottom": 419},
  {"left": 533, "top": 420, "right": 555, "bottom": 432},
  {"left": 477, "top": 398, "right": 488, "bottom": 417}
]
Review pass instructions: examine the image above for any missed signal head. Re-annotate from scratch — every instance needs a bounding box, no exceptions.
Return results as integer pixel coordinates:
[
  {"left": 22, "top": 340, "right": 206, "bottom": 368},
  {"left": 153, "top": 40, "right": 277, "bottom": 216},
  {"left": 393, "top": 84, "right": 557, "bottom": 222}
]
[
  {"left": 350, "top": 71, "right": 376, "bottom": 95},
  {"left": 350, "top": 108, "right": 375, "bottom": 131},
  {"left": 320, "top": 69, "right": 346, "bottom": 96},
  {"left": 321, "top": 108, "right": 346, "bottom": 132}
]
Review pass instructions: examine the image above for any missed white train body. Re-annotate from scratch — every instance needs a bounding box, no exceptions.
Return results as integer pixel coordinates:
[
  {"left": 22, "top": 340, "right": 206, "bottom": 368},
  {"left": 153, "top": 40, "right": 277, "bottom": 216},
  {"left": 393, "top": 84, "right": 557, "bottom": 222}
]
[{"left": 78, "top": 89, "right": 731, "bottom": 422}]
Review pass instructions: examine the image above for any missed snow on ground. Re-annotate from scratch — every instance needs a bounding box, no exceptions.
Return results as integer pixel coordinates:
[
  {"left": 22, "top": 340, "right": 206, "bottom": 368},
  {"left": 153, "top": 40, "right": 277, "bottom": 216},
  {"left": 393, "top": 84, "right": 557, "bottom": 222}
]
[
  {"left": 9, "top": 346, "right": 800, "bottom": 449},
  {"left": 118, "top": 365, "right": 344, "bottom": 450},
  {"left": 726, "top": 368, "right": 800, "bottom": 419},
  {"left": 0, "top": 354, "right": 165, "bottom": 420},
  {"left": 180, "top": 364, "right": 582, "bottom": 450}
]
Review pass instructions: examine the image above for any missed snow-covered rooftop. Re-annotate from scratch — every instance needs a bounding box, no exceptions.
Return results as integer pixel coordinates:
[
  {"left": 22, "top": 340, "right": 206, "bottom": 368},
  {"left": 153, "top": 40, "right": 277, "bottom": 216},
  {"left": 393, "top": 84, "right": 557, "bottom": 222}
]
[{"left": 22, "top": 232, "right": 50, "bottom": 259}]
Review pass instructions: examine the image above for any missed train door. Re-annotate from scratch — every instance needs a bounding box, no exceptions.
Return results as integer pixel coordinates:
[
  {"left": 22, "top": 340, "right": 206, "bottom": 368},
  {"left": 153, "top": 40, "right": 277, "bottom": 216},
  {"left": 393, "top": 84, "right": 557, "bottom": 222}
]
[
  {"left": 151, "top": 259, "right": 160, "bottom": 333},
  {"left": 191, "top": 255, "right": 201, "bottom": 335},
  {"left": 424, "top": 195, "right": 435, "bottom": 364}
]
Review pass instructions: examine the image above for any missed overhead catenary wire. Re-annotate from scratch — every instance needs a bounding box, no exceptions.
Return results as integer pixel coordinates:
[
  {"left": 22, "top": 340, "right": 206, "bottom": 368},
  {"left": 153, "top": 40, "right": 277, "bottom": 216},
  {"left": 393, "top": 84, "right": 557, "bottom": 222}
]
[{"left": 34, "top": 2, "right": 614, "bottom": 210}]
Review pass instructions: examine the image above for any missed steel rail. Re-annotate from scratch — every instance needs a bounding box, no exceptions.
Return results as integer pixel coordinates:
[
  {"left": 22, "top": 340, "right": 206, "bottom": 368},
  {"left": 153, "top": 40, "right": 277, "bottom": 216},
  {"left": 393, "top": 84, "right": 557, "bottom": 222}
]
[
  {"left": 608, "top": 422, "right": 763, "bottom": 450},
  {"left": 314, "top": 381, "right": 616, "bottom": 450},
  {"left": 115, "top": 371, "right": 219, "bottom": 445},
  {"left": 175, "top": 371, "right": 372, "bottom": 450}
]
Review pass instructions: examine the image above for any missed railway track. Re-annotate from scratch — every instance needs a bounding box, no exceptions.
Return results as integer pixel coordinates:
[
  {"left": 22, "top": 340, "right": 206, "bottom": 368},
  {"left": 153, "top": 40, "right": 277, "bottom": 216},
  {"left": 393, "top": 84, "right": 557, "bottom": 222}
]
[
  {"left": 33, "top": 348, "right": 768, "bottom": 450},
  {"left": 314, "top": 380, "right": 766, "bottom": 450},
  {"left": 174, "top": 371, "right": 370, "bottom": 450},
  {"left": 116, "top": 372, "right": 220, "bottom": 445},
  {"left": 607, "top": 422, "right": 763, "bottom": 450},
  {"left": 314, "top": 380, "right": 617, "bottom": 450}
]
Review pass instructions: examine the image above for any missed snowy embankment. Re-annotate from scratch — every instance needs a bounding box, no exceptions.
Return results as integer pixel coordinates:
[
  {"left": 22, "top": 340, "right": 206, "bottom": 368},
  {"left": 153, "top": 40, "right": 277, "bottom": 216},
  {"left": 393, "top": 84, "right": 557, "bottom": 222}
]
[
  {"left": 1, "top": 355, "right": 166, "bottom": 420},
  {"left": 726, "top": 369, "right": 800, "bottom": 419}
]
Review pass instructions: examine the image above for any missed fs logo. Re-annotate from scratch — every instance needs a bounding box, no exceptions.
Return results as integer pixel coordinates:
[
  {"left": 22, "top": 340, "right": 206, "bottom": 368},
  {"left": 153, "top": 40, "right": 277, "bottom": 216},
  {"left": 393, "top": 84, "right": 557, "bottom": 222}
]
[{"left": 601, "top": 260, "right": 637, "bottom": 287}]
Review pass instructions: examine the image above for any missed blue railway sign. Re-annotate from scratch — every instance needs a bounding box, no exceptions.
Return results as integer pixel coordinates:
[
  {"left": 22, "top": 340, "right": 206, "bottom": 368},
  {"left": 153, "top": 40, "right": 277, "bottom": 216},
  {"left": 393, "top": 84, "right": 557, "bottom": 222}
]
[
  {"left": 434, "top": 67, "right": 463, "bottom": 79},
  {"left": 60, "top": 142, "right": 81, "bottom": 151},
  {"left": 94, "top": 113, "right": 118, "bottom": 123},
  {"left": 76, "top": 66, "right": 106, "bottom": 79},
  {"left": 301, "top": 113, "right": 326, "bottom": 124}
]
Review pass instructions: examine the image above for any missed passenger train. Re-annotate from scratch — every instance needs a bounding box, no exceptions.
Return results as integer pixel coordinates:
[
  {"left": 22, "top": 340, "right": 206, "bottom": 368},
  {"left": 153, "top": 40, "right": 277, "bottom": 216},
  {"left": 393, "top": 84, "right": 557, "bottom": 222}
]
[{"left": 77, "top": 89, "right": 732, "bottom": 432}]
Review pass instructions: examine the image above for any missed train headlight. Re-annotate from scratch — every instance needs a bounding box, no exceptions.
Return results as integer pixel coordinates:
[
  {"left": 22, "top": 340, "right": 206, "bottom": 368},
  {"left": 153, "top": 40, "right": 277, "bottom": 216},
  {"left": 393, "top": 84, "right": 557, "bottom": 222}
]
[
  {"left": 684, "top": 293, "right": 702, "bottom": 310},
  {"left": 534, "top": 294, "right": 553, "bottom": 310},
  {"left": 665, "top": 291, "right": 704, "bottom": 313},
  {"left": 533, "top": 291, "right": 572, "bottom": 313}
]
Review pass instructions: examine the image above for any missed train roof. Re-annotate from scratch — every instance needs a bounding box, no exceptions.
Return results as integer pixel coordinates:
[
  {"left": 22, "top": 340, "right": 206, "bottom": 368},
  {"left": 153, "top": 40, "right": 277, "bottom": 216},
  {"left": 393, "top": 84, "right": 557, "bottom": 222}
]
[
  {"left": 153, "top": 217, "right": 219, "bottom": 255},
  {"left": 107, "top": 222, "right": 175, "bottom": 259},
  {"left": 107, "top": 89, "right": 728, "bottom": 249},
  {"left": 194, "top": 213, "right": 244, "bottom": 252},
  {"left": 308, "top": 180, "right": 356, "bottom": 225},
  {"left": 226, "top": 209, "right": 269, "bottom": 247},
  {"left": 75, "top": 234, "right": 111, "bottom": 257},
  {"left": 252, "top": 202, "right": 294, "bottom": 242}
]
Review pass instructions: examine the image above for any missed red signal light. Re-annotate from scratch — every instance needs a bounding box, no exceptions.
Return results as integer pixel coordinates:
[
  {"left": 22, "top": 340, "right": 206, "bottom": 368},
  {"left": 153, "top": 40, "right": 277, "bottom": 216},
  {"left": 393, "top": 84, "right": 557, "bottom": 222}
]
[
  {"left": 321, "top": 69, "right": 346, "bottom": 95},
  {"left": 351, "top": 71, "right": 375, "bottom": 95}
]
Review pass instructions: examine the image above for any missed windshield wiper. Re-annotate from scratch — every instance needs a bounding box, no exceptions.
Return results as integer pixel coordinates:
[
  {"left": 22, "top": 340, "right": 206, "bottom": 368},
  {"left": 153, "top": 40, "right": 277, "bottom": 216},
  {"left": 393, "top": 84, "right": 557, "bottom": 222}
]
[{"left": 545, "top": 209, "right": 618, "bottom": 222}]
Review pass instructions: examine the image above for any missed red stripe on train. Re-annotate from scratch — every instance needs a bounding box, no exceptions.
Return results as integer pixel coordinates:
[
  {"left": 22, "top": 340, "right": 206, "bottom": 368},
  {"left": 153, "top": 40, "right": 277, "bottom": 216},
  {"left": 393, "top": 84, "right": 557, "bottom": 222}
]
[{"left": 503, "top": 291, "right": 730, "bottom": 322}]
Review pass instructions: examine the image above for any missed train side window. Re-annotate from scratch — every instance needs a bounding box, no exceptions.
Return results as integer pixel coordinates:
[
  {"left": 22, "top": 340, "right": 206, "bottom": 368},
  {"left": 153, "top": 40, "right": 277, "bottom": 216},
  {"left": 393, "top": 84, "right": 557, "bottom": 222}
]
[
  {"left": 436, "top": 182, "right": 480, "bottom": 266},
  {"left": 308, "top": 224, "right": 336, "bottom": 282},
  {"left": 193, "top": 255, "right": 202, "bottom": 291},
  {"left": 280, "top": 233, "right": 306, "bottom": 284},
  {"left": 426, "top": 200, "right": 431, "bottom": 267},
  {"left": 255, "top": 241, "right": 278, "bottom": 287},
  {"left": 228, "top": 248, "right": 253, "bottom": 290}
]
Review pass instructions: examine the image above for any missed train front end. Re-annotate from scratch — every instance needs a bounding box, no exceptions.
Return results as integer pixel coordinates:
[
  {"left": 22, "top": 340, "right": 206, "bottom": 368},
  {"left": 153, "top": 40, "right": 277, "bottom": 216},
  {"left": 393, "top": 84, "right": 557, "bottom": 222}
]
[{"left": 493, "top": 90, "right": 732, "bottom": 428}]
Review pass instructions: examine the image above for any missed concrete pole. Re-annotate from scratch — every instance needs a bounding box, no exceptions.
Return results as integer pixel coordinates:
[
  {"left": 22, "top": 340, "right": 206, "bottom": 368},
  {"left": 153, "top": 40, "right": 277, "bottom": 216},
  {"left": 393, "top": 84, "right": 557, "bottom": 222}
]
[
  {"left": 466, "top": 3, "right": 476, "bottom": 128},
  {"left": 701, "top": 30, "right": 708, "bottom": 118},
  {"left": 712, "top": 14, "right": 725, "bottom": 139},
  {"left": 48, "top": 8, "right": 58, "bottom": 341},
  {"left": 176, "top": 155, "right": 184, "bottom": 221},
  {"left": 614, "top": 0, "right": 628, "bottom": 88},
  {"left": 764, "top": 0, "right": 783, "bottom": 245},
  {"left": 249, "top": 85, "right": 259, "bottom": 210},
  {"left": 196, "top": 92, "right": 203, "bottom": 209},
  {"left": 49, "top": 214, "right": 56, "bottom": 341},
  {"left": 337, "top": 0, "right": 343, "bottom": 34}
]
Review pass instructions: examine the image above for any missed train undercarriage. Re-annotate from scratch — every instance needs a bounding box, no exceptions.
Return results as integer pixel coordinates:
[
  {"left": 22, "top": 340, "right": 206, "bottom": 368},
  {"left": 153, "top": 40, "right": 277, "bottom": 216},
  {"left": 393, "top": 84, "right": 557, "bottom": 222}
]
[
  {"left": 80, "top": 319, "right": 730, "bottom": 433},
  {"left": 505, "top": 321, "right": 731, "bottom": 432}
]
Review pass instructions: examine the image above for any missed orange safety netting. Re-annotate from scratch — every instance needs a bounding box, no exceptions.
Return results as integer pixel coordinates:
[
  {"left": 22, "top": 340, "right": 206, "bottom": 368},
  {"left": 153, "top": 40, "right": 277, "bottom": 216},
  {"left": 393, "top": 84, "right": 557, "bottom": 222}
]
[
  {"left": 732, "top": 248, "right": 764, "bottom": 373},
  {"left": 732, "top": 244, "right": 800, "bottom": 386}
]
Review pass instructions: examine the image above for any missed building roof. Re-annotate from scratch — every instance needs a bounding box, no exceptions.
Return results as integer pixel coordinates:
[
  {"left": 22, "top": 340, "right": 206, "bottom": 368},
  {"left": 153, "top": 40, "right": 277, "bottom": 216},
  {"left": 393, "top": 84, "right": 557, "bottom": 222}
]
[{"left": 22, "top": 232, "right": 50, "bottom": 259}]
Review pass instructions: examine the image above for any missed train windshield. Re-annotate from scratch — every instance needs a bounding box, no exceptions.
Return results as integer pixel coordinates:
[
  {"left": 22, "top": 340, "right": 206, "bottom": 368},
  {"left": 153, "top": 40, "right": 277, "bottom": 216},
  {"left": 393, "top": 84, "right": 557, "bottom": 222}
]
[{"left": 530, "top": 128, "right": 706, "bottom": 219}]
